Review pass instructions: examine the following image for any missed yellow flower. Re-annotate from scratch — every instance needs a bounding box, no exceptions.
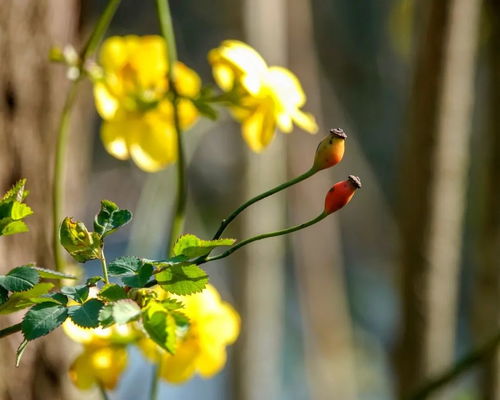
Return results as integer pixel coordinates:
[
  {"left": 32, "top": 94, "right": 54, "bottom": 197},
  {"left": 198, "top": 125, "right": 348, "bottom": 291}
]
[
  {"left": 63, "top": 319, "right": 137, "bottom": 390},
  {"left": 94, "top": 35, "right": 201, "bottom": 172},
  {"left": 138, "top": 284, "right": 240, "bottom": 384},
  {"left": 208, "top": 40, "right": 318, "bottom": 152}
]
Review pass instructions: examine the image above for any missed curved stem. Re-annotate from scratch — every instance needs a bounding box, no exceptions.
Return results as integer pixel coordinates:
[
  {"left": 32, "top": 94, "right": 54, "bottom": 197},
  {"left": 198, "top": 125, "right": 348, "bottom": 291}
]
[
  {"left": 100, "top": 248, "right": 110, "bottom": 284},
  {"left": 52, "top": 80, "right": 81, "bottom": 272},
  {"left": 80, "top": 0, "right": 122, "bottom": 60},
  {"left": 156, "top": 0, "right": 186, "bottom": 257},
  {"left": 52, "top": 0, "right": 122, "bottom": 273},
  {"left": 407, "top": 331, "right": 500, "bottom": 400},
  {"left": 211, "top": 167, "right": 317, "bottom": 240},
  {"left": 200, "top": 212, "right": 327, "bottom": 265},
  {"left": 0, "top": 323, "right": 22, "bottom": 339},
  {"left": 98, "top": 383, "right": 111, "bottom": 400}
]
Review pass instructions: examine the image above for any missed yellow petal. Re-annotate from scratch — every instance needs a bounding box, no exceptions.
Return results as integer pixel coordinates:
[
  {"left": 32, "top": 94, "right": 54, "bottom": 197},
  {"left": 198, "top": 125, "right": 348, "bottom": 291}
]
[
  {"left": 217, "top": 40, "right": 268, "bottom": 77},
  {"left": 100, "top": 118, "right": 131, "bottom": 160},
  {"left": 159, "top": 339, "right": 199, "bottom": 384},
  {"left": 174, "top": 62, "right": 201, "bottom": 98},
  {"left": 196, "top": 344, "right": 227, "bottom": 378},
  {"left": 210, "top": 61, "right": 235, "bottom": 92},
  {"left": 266, "top": 66, "right": 306, "bottom": 108},
  {"left": 128, "top": 110, "right": 177, "bottom": 172},
  {"left": 178, "top": 99, "right": 199, "bottom": 130},
  {"left": 129, "top": 36, "right": 168, "bottom": 89},
  {"left": 69, "top": 346, "right": 127, "bottom": 390},
  {"left": 99, "top": 36, "right": 131, "bottom": 72},
  {"left": 137, "top": 337, "right": 163, "bottom": 364},
  {"left": 94, "top": 82, "right": 119, "bottom": 119},
  {"left": 209, "top": 40, "right": 267, "bottom": 95},
  {"left": 292, "top": 109, "right": 318, "bottom": 133},
  {"left": 241, "top": 104, "right": 276, "bottom": 152},
  {"left": 276, "top": 112, "right": 293, "bottom": 133}
]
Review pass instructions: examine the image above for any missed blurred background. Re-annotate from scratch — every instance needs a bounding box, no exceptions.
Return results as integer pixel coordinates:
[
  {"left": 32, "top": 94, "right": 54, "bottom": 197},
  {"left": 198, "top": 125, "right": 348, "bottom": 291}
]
[{"left": 0, "top": 0, "right": 497, "bottom": 399}]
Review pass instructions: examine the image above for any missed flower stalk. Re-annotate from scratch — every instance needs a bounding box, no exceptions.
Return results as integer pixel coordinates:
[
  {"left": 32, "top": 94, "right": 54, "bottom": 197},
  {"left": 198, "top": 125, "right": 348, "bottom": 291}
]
[
  {"left": 201, "top": 212, "right": 328, "bottom": 265},
  {"left": 211, "top": 167, "right": 317, "bottom": 241},
  {"left": 52, "top": 0, "right": 121, "bottom": 272},
  {"left": 155, "top": 0, "right": 187, "bottom": 256}
]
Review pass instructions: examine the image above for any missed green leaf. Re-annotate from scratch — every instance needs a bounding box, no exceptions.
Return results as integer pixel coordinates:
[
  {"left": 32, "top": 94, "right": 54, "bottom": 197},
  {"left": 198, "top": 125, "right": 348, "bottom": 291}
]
[
  {"left": 10, "top": 202, "right": 33, "bottom": 220},
  {"left": 43, "top": 293, "right": 68, "bottom": 306},
  {"left": 171, "top": 311, "right": 189, "bottom": 328},
  {"left": 1, "top": 179, "right": 28, "bottom": 203},
  {"left": 173, "top": 234, "right": 235, "bottom": 258},
  {"left": 0, "top": 266, "right": 40, "bottom": 292},
  {"left": 98, "top": 304, "right": 114, "bottom": 327},
  {"left": 68, "top": 299, "right": 104, "bottom": 328},
  {"left": 94, "top": 200, "right": 132, "bottom": 238},
  {"left": 0, "top": 286, "right": 7, "bottom": 305},
  {"left": 122, "top": 263, "right": 153, "bottom": 288},
  {"left": 61, "top": 285, "right": 89, "bottom": 304},
  {"left": 142, "top": 302, "right": 177, "bottom": 354},
  {"left": 110, "top": 300, "right": 141, "bottom": 324},
  {"left": 99, "top": 284, "right": 128, "bottom": 302},
  {"left": 30, "top": 267, "right": 76, "bottom": 280},
  {"left": 22, "top": 303, "right": 68, "bottom": 340},
  {"left": 108, "top": 256, "right": 142, "bottom": 276},
  {"left": 86, "top": 276, "right": 103, "bottom": 286},
  {"left": 16, "top": 339, "right": 29, "bottom": 367},
  {"left": 157, "top": 264, "right": 208, "bottom": 295},
  {"left": 161, "top": 298, "right": 185, "bottom": 311},
  {"left": 0, "top": 283, "right": 54, "bottom": 314},
  {"left": 192, "top": 98, "right": 218, "bottom": 120},
  {"left": 59, "top": 217, "right": 102, "bottom": 263},
  {"left": 0, "top": 180, "right": 32, "bottom": 237},
  {"left": 0, "top": 220, "right": 29, "bottom": 236}
]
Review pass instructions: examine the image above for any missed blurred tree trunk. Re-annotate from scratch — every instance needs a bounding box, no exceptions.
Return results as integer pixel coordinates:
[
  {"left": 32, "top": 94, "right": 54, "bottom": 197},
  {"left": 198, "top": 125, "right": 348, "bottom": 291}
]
[
  {"left": 396, "top": 0, "right": 480, "bottom": 398},
  {"left": 233, "top": 1, "right": 287, "bottom": 399},
  {"left": 287, "top": 0, "right": 358, "bottom": 399},
  {"left": 472, "top": 1, "right": 500, "bottom": 399},
  {"left": 0, "top": 1, "right": 91, "bottom": 399}
]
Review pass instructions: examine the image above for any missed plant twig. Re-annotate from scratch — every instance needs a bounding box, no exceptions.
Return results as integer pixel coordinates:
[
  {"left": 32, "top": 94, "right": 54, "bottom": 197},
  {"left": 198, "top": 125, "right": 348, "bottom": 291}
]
[
  {"left": 407, "top": 331, "right": 500, "bottom": 400},
  {"left": 52, "top": 0, "right": 122, "bottom": 273},
  {"left": 156, "top": 0, "right": 186, "bottom": 257},
  {"left": 211, "top": 167, "right": 317, "bottom": 241},
  {"left": 200, "top": 212, "right": 327, "bottom": 265},
  {"left": 0, "top": 323, "right": 22, "bottom": 339}
]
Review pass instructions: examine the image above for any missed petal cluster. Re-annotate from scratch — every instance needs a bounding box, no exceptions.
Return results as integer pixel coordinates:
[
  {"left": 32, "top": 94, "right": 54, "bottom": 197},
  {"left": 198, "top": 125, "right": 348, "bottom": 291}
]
[
  {"left": 94, "top": 35, "right": 201, "bottom": 172},
  {"left": 209, "top": 40, "right": 318, "bottom": 152},
  {"left": 138, "top": 284, "right": 240, "bottom": 384},
  {"left": 63, "top": 321, "right": 136, "bottom": 390}
]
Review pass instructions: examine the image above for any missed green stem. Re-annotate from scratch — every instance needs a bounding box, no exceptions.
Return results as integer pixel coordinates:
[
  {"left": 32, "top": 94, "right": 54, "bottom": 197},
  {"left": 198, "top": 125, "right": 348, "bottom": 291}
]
[
  {"left": 100, "top": 249, "right": 110, "bottom": 285},
  {"left": 407, "top": 331, "right": 500, "bottom": 400},
  {"left": 149, "top": 361, "right": 161, "bottom": 400},
  {"left": 200, "top": 212, "right": 327, "bottom": 265},
  {"left": 98, "top": 383, "right": 111, "bottom": 400},
  {"left": 156, "top": 0, "right": 186, "bottom": 257},
  {"left": 52, "top": 80, "right": 81, "bottom": 272},
  {"left": 0, "top": 323, "right": 22, "bottom": 339},
  {"left": 80, "top": 0, "right": 122, "bottom": 60},
  {"left": 52, "top": 0, "right": 121, "bottom": 273},
  {"left": 211, "top": 167, "right": 317, "bottom": 241}
]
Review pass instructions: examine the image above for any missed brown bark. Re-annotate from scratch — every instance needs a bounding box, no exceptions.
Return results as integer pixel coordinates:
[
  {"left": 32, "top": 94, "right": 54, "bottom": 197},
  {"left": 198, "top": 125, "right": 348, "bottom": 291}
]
[
  {"left": 0, "top": 1, "right": 91, "bottom": 399},
  {"left": 397, "top": 0, "right": 481, "bottom": 398},
  {"left": 473, "top": 1, "right": 500, "bottom": 399}
]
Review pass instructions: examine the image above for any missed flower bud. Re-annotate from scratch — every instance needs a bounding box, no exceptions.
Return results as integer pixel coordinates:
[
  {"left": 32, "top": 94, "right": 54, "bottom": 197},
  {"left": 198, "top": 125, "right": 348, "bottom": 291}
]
[
  {"left": 59, "top": 217, "right": 102, "bottom": 262},
  {"left": 324, "top": 175, "right": 361, "bottom": 214},
  {"left": 312, "top": 128, "right": 347, "bottom": 171}
]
